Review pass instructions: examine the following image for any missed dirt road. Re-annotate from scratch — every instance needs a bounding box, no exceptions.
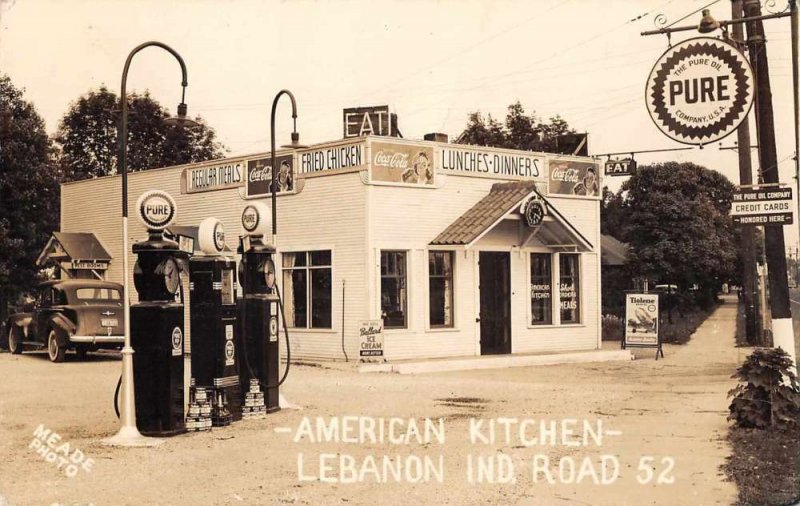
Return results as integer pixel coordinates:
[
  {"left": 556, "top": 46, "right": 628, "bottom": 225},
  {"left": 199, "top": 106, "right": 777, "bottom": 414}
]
[{"left": 0, "top": 298, "right": 743, "bottom": 505}]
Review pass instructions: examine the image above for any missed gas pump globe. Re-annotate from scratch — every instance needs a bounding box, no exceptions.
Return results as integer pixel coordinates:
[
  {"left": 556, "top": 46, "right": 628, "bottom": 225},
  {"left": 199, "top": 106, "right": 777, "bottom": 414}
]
[
  {"left": 130, "top": 190, "right": 188, "bottom": 437},
  {"left": 238, "top": 202, "right": 281, "bottom": 413}
]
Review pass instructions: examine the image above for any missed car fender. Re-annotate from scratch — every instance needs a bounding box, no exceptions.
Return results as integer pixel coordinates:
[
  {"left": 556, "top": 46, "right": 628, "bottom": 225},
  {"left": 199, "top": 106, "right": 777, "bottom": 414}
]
[
  {"left": 48, "top": 314, "right": 77, "bottom": 343},
  {"left": 7, "top": 314, "right": 32, "bottom": 337}
]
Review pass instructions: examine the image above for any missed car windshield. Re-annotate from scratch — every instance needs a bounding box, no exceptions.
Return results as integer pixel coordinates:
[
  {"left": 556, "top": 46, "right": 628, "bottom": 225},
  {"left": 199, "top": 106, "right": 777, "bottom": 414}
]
[{"left": 74, "top": 287, "right": 121, "bottom": 301}]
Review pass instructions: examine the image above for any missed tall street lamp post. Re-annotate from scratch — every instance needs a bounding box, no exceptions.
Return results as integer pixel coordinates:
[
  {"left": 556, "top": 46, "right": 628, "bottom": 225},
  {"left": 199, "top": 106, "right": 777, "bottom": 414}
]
[
  {"left": 103, "top": 41, "right": 195, "bottom": 446},
  {"left": 269, "top": 89, "right": 305, "bottom": 246}
]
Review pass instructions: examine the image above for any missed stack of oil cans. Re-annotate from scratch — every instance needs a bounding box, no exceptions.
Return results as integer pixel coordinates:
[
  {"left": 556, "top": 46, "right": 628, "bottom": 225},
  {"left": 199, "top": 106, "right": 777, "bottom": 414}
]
[
  {"left": 241, "top": 379, "right": 266, "bottom": 419},
  {"left": 211, "top": 389, "right": 233, "bottom": 427},
  {"left": 186, "top": 383, "right": 213, "bottom": 432}
]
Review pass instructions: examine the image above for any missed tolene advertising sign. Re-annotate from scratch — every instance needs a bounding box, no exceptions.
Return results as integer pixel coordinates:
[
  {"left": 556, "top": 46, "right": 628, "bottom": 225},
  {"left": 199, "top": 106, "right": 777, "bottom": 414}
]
[
  {"left": 623, "top": 293, "right": 659, "bottom": 348},
  {"left": 370, "top": 141, "right": 434, "bottom": 186},
  {"left": 645, "top": 37, "right": 754, "bottom": 145}
]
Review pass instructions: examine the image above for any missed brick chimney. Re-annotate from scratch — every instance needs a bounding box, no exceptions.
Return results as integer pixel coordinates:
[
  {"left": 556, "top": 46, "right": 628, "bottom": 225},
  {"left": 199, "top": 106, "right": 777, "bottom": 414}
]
[{"left": 424, "top": 133, "right": 448, "bottom": 143}]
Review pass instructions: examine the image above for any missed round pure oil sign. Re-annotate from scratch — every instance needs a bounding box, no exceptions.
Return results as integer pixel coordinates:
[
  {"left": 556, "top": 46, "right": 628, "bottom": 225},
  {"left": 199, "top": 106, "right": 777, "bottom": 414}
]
[
  {"left": 136, "top": 190, "right": 177, "bottom": 230},
  {"left": 645, "top": 37, "right": 754, "bottom": 145}
]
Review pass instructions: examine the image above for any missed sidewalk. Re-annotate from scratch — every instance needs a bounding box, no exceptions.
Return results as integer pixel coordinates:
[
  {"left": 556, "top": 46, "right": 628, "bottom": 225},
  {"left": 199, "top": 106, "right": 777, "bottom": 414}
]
[{"left": 516, "top": 295, "right": 744, "bottom": 505}]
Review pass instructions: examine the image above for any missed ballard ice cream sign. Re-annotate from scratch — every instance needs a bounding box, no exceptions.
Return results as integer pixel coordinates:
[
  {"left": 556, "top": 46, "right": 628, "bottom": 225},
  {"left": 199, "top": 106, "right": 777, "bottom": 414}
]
[{"left": 646, "top": 37, "right": 754, "bottom": 145}]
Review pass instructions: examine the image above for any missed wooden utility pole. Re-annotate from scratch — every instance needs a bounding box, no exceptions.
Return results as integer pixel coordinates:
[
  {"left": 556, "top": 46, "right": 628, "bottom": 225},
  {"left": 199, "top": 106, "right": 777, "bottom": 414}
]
[
  {"left": 732, "top": 0, "right": 761, "bottom": 345},
  {"left": 743, "top": 0, "right": 797, "bottom": 368}
]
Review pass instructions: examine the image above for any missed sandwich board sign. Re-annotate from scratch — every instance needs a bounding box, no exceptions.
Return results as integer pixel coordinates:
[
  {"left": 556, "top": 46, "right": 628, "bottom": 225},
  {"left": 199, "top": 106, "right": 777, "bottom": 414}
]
[
  {"left": 622, "top": 292, "right": 663, "bottom": 359},
  {"left": 359, "top": 320, "right": 384, "bottom": 360}
]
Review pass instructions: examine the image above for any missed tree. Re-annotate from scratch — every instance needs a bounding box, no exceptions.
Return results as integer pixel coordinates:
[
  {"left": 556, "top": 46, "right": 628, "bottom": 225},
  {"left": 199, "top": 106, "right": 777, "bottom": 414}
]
[
  {"left": 610, "top": 162, "right": 738, "bottom": 303},
  {"left": 455, "top": 101, "right": 578, "bottom": 152},
  {"left": 0, "top": 74, "right": 61, "bottom": 321},
  {"left": 55, "top": 86, "right": 226, "bottom": 182}
]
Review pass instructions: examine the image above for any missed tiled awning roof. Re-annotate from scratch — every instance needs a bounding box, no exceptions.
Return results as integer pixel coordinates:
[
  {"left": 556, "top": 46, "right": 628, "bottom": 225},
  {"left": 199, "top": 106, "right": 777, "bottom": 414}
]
[{"left": 430, "top": 180, "right": 593, "bottom": 251}]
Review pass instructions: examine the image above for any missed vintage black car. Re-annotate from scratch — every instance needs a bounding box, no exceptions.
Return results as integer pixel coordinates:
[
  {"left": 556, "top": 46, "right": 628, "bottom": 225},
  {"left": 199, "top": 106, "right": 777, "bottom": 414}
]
[{"left": 5, "top": 279, "right": 125, "bottom": 362}]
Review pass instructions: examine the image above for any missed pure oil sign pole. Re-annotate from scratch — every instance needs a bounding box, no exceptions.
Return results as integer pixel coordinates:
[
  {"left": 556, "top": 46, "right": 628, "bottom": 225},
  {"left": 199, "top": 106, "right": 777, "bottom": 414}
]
[{"left": 641, "top": 5, "right": 799, "bottom": 374}]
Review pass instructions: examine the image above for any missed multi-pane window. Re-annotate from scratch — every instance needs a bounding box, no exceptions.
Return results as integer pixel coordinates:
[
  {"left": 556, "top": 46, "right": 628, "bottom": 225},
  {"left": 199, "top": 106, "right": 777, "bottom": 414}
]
[
  {"left": 530, "top": 253, "right": 552, "bottom": 325},
  {"left": 282, "top": 251, "right": 332, "bottom": 329},
  {"left": 428, "top": 251, "right": 454, "bottom": 327},
  {"left": 559, "top": 254, "right": 581, "bottom": 323},
  {"left": 381, "top": 251, "right": 407, "bottom": 328}
]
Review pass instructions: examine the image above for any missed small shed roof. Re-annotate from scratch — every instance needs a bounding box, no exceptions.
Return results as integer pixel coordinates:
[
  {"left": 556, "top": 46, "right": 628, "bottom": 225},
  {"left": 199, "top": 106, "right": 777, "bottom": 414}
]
[
  {"left": 601, "top": 234, "right": 629, "bottom": 266},
  {"left": 36, "top": 232, "right": 112, "bottom": 267}
]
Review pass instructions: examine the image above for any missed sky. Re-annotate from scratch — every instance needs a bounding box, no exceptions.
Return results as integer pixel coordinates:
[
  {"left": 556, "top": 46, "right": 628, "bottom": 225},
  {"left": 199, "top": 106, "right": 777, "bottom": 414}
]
[{"left": 2, "top": 0, "right": 799, "bottom": 244}]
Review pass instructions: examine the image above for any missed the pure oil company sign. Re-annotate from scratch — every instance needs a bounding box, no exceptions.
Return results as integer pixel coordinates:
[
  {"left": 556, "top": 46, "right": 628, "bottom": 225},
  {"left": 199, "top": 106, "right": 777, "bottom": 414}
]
[{"left": 645, "top": 37, "right": 754, "bottom": 145}]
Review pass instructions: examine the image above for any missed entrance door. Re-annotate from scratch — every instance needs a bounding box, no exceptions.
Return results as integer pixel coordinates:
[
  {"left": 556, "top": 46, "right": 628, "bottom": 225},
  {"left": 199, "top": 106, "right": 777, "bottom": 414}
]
[{"left": 479, "top": 252, "right": 511, "bottom": 355}]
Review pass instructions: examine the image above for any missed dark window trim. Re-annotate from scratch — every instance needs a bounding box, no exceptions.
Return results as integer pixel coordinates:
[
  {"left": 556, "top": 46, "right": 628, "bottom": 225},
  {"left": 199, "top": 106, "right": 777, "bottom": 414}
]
[
  {"left": 281, "top": 250, "right": 333, "bottom": 330},
  {"left": 530, "top": 252, "right": 553, "bottom": 326},
  {"left": 381, "top": 250, "right": 408, "bottom": 329},
  {"left": 558, "top": 253, "right": 581, "bottom": 325},
  {"left": 428, "top": 250, "right": 455, "bottom": 329}
]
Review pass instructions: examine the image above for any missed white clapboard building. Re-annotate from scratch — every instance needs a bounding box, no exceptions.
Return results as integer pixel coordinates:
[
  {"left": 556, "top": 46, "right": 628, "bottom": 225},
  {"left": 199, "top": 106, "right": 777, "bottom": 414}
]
[{"left": 60, "top": 135, "right": 601, "bottom": 360}]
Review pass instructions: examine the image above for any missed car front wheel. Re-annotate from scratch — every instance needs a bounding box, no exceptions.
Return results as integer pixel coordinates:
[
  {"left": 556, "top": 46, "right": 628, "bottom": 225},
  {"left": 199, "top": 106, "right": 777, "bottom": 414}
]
[
  {"left": 8, "top": 326, "right": 22, "bottom": 355},
  {"left": 47, "top": 329, "right": 66, "bottom": 363}
]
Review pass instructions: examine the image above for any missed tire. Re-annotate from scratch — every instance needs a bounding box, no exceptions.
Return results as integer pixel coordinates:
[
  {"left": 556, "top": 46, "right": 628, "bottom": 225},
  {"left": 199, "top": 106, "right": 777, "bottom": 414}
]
[
  {"left": 47, "top": 329, "right": 66, "bottom": 363},
  {"left": 8, "top": 326, "right": 22, "bottom": 355}
]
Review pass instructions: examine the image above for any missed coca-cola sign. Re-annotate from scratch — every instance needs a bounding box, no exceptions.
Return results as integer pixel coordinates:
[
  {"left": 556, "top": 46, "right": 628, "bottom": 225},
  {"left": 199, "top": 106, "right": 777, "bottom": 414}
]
[
  {"left": 370, "top": 141, "right": 434, "bottom": 186},
  {"left": 245, "top": 154, "right": 294, "bottom": 198},
  {"left": 549, "top": 159, "right": 600, "bottom": 197}
]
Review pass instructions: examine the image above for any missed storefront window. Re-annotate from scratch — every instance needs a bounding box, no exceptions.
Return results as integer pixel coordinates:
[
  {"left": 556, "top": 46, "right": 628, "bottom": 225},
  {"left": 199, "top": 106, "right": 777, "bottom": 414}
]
[
  {"left": 530, "top": 253, "right": 552, "bottom": 325},
  {"left": 428, "top": 251, "right": 454, "bottom": 328},
  {"left": 381, "top": 251, "right": 407, "bottom": 328},
  {"left": 282, "top": 251, "right": 332, "bottom": 329},
  {"left": 559, "top": 254, "right": 580, "bottom": 324}
]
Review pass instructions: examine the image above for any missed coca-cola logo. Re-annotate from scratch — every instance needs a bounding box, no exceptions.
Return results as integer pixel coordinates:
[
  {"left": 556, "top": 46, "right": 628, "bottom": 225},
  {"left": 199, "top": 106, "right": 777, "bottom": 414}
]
[
  {"left": 373, "top": 150, "right": 410, "bottom": 169},
  {"left": 551, "top": 167, "right": 581, "bottom": 183},
  {"left": 249, "top": 166, "right": 272, "bottom": 183}
]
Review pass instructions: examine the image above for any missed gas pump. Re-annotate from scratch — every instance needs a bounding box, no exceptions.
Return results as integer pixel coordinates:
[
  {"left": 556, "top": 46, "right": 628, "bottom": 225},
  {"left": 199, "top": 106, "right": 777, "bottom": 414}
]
[
  {"left": 130, "top": 190, "right": 188, "bottom": 437},
  {"left": 188, "top": 217, "right": 242, "bottom": 423},
  {"left": 238, "top": 202, "right": 287, "bottom": 413}
]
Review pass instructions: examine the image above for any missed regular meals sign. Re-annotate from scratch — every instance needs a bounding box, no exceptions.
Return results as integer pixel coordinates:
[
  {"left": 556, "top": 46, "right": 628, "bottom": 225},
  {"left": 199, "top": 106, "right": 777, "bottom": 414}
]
[{"left": 645, "top": 37, "right": 754, "bottom": 145}]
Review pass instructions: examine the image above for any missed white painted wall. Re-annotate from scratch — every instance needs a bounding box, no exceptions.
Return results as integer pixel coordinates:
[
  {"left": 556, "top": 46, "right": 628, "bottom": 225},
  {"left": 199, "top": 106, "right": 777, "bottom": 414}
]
[{"left": 60, "top": 141, "right": 602, "bottom": 362}]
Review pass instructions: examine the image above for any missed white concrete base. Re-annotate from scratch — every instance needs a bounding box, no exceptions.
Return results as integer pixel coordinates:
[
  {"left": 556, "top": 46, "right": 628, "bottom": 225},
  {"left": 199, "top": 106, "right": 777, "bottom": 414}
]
[
  {"left": 359, "top": 349, "right": 633, "bottom": 375},
  {"left": 101, "top": 426, "right": 165, "bottom": 447},
  {"left": 771, "top": 317, "right": 798, "bottom": 376},
  {"left": 279, "top": 393, "right": 302, "bottom": 410}
]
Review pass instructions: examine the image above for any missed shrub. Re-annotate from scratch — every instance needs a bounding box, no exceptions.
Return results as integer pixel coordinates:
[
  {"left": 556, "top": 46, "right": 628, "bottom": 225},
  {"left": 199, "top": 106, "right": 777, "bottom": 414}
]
[
  {"left": 601, "top": 314, "right": 624, "bottom": 341},
  {"left": 728, "top": 348, "right": 800, "bottom": 429}
]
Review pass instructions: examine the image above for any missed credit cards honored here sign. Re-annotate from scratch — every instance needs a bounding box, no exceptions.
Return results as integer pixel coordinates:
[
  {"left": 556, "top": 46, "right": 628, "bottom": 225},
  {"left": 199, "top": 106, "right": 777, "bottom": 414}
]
[{"left": 731, "top": 187, "right": 793, "bottom": 225}]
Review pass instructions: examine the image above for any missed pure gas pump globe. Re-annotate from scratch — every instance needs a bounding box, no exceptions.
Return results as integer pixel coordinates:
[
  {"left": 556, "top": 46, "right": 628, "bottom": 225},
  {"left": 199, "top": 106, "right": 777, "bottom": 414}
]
[{"left": 130, "top": 190, "right": 189, "bottom": 437}]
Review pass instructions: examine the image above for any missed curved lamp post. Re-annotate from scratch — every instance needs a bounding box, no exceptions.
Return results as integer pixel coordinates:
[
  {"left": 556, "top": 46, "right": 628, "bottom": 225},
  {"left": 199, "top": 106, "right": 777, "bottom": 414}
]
[
  {"left": 104, "top": 41, "right": 195, "bottom": 447},
  {"left": 270, "top": 89, "right": 306, "bottom": 246}
]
